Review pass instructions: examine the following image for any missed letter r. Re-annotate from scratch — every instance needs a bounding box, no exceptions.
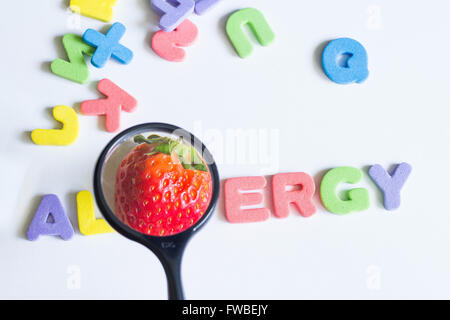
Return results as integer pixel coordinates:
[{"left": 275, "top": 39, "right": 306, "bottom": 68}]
[{"left": 272, "top": 172, "right": 316, "bottom": 218}]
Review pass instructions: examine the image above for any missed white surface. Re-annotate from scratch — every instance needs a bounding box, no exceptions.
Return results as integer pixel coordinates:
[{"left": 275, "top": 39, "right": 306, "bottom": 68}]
[{"left": 1, "top": 0, "right": 450, "bottom": 299}]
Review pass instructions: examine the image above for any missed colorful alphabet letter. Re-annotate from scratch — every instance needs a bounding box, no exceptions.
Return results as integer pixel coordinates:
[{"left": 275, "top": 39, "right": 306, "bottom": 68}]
[
  {"left": 226, "top": 8, "right": 275, "bottom": 58},
  {"left": 194, "top": 0, "right": 221, "bottom": 15},
  {"left": 272, "top": 172, "right": 316, "bottom": 218},
  {"left": 31, "top": 106, "right": 79, "bottom": 146},
  {"left": 151, "top": 0, "right": 195, "bottom": 32},
  {"left": 151, "top": 19, "right": 198, "bottom": 62},
  {"left": 70, "top": 0, "right": 117, "bottom": 22},
  {"left": 224, "top": 176, "right": 270, "bottom": 223},
  {"left": 80, "top": 79, "right": 137, "bottom": 133},
  {"left": 83, "top": 22, "right": 133, "bottom": 68},
  {"left": 51, "top": 34, "right": 95, "bottom": 84},
  {"left": 322, "top": 38, "right": 369, "bottom": 84},
  {"left": 27, "top": 195, "right": 74, "bottom": 241},
  {"left": 369, "top": 163, "right": 412, "bottom": 211},
  {"left": 77, "top": 191, "right": 115, "bottom": 235},
  {"left": 320, "top": 167, "right": 370, "bottom": 215}
]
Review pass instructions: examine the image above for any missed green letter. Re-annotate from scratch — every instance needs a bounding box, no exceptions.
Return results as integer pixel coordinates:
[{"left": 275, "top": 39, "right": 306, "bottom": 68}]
[
  {"left": 320, "top": 167, "right": 370, "bottom": 214},
  {"left": 226, "top": 8, "right": 275, "bottom": 58}
]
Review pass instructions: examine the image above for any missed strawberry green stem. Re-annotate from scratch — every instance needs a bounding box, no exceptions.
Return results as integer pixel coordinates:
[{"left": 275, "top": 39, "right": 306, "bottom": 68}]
[{"left": 134, "top": 134, "right": 208, "bottom": 172}]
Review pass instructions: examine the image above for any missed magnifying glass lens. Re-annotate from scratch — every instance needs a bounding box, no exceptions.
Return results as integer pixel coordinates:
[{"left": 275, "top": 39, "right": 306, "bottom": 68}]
[{"left": 100, "top": 130, "right": 213, "bottom": 237}]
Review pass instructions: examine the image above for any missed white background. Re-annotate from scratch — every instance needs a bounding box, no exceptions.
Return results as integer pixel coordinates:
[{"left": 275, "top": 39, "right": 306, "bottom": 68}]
[{"left": 1, "top": 0, "right": 449, "bottom": 299}]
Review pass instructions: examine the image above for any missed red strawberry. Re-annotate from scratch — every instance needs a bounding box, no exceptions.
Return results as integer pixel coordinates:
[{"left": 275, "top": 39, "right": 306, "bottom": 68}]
[{"left": 114, "top": 134, "right": 212, "bottom": 237}]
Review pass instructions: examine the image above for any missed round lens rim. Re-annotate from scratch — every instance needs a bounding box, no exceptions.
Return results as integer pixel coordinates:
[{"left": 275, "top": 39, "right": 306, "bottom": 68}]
[{"left": 93, "top": 122, "right": 221, "bottom": 245}]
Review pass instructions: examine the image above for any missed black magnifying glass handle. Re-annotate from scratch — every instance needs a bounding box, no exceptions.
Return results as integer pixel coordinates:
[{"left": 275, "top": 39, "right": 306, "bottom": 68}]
[
  {"left": 154, "top": 241, "right": 187, "bottom": 300},
  {"left": 165, "top": 260, "right": 185, "bottom": 300}
]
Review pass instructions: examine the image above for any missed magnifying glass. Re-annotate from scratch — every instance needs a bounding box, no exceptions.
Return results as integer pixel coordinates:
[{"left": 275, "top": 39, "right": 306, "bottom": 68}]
[{"left": 93, "top": 123, "right": 220, "bottom": 300}]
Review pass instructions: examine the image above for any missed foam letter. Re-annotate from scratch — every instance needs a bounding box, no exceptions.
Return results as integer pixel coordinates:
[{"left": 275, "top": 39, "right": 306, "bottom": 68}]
[
  {"left": 83, "top": 22, "right": 133, "bottom": 68},
  {"left": 272, "top": 172, "right": 316, "bottom": 218},
  {"left": 322, "top": 38, "right": 369, "bottom": 84},
  {"left": 152, "top": 19, "right": 198, "bottom": 62},
  {"left": 226, "top": 8, "right": 275, "bottom": 58},
  {"left": 224, "top": 176, "right": 270, "bottom": 223},
  {"left": 31, "top": 106, "right": 79, "bottom": 146},
  {"left": 194, "top": 0, "right": 221, "bottom": 15},
  {"left": 368, "top": 163, "right": 412, "bottom": 210},
  {"left": 70, "top": 0, "right": 117, "bottom": 22},
  {"left": 320, "top": 167, "right": 370, "bottom": 215},
  {"left": 51, "top": 34, "right": 95, "bottom": 84},
  {"left": 80, "top": 79, "right": 137, "bottom": 132},
  {"left": 151, "top": 0, "right": 195, "bottom": 32},
  {"left": 77, "top": 191, "right": 115, "bottom": 235},
  {"left": 27, "top": 195, "right": 74, "bottom": 241}
]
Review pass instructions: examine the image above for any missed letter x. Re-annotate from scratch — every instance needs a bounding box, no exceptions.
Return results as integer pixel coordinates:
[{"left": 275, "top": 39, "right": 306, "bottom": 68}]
[{"left": 83, "top": 22, "right": 133, "bottom": 68}]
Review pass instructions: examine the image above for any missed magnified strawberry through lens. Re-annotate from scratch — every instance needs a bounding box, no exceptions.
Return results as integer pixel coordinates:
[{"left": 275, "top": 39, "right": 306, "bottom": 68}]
[{"left": 114, "top": 134, "right": 213, "bottom": 237}]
